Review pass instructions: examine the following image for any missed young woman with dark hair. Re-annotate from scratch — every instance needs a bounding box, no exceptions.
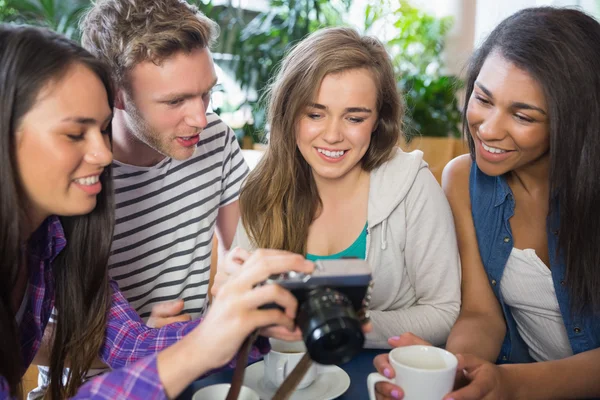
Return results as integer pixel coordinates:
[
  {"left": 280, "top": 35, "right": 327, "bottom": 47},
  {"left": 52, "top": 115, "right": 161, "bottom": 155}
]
[
  {"left": 374, "top": 7, "right": 600, "bottom": 400},
  {"left": 0, "top": 24, "right": 311, "bottom": 399}
]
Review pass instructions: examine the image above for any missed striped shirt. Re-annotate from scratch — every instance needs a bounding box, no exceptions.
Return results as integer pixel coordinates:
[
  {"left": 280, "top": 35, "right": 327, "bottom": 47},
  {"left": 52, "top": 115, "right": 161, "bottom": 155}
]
[{"left": 110, "top": 113, "right": 248, "bottom": 319}]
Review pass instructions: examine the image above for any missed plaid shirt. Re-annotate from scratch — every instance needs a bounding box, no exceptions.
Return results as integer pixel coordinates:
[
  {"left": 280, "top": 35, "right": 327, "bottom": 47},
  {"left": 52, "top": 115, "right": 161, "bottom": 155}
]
[{"left": 2, "top": 216, "right": 268, "bottom": 399}]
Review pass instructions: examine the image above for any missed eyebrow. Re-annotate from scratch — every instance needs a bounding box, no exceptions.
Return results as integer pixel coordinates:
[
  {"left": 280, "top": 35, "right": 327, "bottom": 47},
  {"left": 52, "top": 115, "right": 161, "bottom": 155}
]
[
  {"left": 475, "top": 82, "right": 547, "bottom": 115},
  {"left": 61, "top": 114, "right": 112, "bottom": 126},
  {"left": 157, "top": 78, "right": 219, "bottom": 102},
  {"left": 308, "top": 103, "right": 373, "bottom": 113}
]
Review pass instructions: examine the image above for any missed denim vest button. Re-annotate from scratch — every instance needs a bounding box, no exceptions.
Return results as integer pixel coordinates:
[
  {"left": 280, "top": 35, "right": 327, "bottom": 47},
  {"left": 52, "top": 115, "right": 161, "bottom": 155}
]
[
  {"left": 560, "top": 280, "right": 566, "bottom": 286},
  {"left": 574, "top": 327, "right": 581, "bottom": 334},
  {"left": 502, "top": 355, "right": 508, "bottom": 361},
  {"left": 503, "top": 237, "right": 510, "bottom": 243},
  {"left": 491, "top": 279, "right": 497, "bottom": 286}
]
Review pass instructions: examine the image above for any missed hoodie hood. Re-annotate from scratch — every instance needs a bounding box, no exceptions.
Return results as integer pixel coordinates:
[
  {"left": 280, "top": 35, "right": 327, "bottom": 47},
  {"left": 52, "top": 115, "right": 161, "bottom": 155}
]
[{"left": 368, "top": 148, "right": 428, "bottom": 228}]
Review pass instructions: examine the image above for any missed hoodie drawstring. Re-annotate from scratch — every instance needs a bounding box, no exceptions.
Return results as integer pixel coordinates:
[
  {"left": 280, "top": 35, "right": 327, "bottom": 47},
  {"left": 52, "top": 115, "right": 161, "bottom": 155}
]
[{"left": 380, "top": 219, "right": 388, "bottom": 250}]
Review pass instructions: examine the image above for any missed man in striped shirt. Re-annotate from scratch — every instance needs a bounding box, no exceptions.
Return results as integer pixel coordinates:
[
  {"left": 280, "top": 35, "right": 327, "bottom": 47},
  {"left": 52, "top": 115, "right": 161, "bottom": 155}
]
[
  {"left": 88, "top": 0, "right": 246, "bottom": 322},
  {"left": 32, "top": 0, "right": 249, "bottom": 395}
]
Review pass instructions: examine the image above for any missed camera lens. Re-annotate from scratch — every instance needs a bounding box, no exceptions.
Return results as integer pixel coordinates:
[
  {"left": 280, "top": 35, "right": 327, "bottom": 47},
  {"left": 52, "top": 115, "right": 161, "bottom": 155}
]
[
  {"left": 322, "top": 332, "right": 345, "bottom": 351},
  {"left": 296, "top": 287, "right": 364, "bottom": 365}
]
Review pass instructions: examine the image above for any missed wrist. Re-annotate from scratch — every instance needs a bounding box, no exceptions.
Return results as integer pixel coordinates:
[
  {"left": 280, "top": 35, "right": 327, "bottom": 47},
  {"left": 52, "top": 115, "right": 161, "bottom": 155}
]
[
  {"left": 185, "top": 324, "right": 223, "bottom": 371},
  {"left": 157, "top": 330, "right": 222, "bottom": 397},
  {"left": 156, "top": 337, "right": 211, "bottom": 398},
  {"left": 499, "top": 364, "right": 526, "bottom": 400}
]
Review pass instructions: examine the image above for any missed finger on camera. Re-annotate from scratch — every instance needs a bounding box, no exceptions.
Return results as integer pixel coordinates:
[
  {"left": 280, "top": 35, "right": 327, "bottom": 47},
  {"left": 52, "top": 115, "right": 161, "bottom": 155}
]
[
  {"left": 236, "top": 252, "right": 313, "bottom": 287},
  {"left": 373, "top": 354, "right": 394, "bottom": 377},
  {"left": 225, "top": 247, "right": 251, "bottom": 268},
  {"left": 251, "top": 308, "right": 295, "bottom": 332},
  {"left": 375, "top": 381, "right": 404, "bottom": 400},
  {"left": 211, "top": 263, "right": 238, "bottom": 293},
  {"left": 245, "top": 284, "right": 298, "bottom": 318},
  {"left": 259, "top": 325, "right": 303, "bottom": 341},
  {"left": 245, "top": 249, "right": 311, "bottom": 272},
  {"left": 217, "top": 261, "right": 241, "bottom": 278}
]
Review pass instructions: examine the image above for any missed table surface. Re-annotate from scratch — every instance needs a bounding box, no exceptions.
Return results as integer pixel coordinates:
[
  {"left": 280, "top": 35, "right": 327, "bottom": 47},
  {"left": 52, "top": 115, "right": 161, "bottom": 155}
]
[{"left": 179, "top": 349, "right": 387, "bottom": 399}]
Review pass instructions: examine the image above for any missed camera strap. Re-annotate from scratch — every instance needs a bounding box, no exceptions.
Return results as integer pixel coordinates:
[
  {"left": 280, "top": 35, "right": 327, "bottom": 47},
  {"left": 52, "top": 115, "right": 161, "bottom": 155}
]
[
  {"left": 225, "top": 332, "right": 313, "bottom": 400},
  {"left": 226, "top": 331, "right": 258, "bottom": 400},
  {"left": 272, "top": 352, "right": 313, "bottom": 400}
]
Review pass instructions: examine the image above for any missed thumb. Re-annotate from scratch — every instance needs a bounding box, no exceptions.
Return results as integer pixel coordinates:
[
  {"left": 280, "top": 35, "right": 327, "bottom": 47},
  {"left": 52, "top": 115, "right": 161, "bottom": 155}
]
[{"left": 150, "top": 299, "right": 185, "bottom": 318}]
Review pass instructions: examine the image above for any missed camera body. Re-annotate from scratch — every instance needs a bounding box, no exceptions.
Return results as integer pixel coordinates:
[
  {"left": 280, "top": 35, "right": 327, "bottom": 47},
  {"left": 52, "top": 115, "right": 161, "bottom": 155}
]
[{"left": 265, "top": 259, "right": 373, "bottom": 365}]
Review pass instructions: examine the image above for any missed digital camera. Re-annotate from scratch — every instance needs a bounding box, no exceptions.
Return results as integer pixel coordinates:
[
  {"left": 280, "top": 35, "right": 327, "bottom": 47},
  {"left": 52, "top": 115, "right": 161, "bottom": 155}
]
[{"left": 264, "top": 259, "right": 373, "bottom": 365}]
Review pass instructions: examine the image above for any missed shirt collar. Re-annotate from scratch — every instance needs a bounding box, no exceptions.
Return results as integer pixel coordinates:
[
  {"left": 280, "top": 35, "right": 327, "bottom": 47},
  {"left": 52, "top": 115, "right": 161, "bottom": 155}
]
[
  {"left": 493, "top": 174, "right": 513, "bottom": 207},
  {"left": 29, "top": 216, "right": 67, "bottom": 262}
]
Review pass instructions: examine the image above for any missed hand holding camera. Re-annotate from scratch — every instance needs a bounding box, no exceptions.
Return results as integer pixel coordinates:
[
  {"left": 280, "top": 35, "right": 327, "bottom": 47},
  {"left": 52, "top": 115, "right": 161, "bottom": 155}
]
[
  {"left": 213, "top": 248, "right": 306, "bottom": 341},
  {"left": 213, "top": 250, "right": 373, "bottom": 366},
  {"left": 192, "top": 249, "right": 314, "bottom": 371}
]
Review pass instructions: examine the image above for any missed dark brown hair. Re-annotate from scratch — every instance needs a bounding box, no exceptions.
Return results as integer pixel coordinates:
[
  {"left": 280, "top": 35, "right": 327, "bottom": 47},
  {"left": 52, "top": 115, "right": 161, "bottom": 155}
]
[
  {"left": 463, "top": 7, "right": 600, "bottom": 314},
  {"left": 0, "top": 25, "right": 115, "bottom": 398}
]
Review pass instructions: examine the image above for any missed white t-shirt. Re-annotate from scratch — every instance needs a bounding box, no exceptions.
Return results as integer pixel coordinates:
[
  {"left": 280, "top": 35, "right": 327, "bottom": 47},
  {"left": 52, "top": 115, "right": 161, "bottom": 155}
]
[{"left": 501, "top": 247, "right": 573, "bottom": 361}]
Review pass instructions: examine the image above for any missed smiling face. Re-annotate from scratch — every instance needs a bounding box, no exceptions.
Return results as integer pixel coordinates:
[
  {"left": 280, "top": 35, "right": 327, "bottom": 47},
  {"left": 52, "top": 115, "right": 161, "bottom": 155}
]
[
  {"left": 121, "top": 47, "right": 217, "bottom": 162},
  {"left": 467, "top": 51, "right": 550, "bottom": 176},
  {"left": 295, "top": 68, "right": 379, "bottom": 183},
  {"left": 16, "top": 63, "right": 113, "bottom": 225}
]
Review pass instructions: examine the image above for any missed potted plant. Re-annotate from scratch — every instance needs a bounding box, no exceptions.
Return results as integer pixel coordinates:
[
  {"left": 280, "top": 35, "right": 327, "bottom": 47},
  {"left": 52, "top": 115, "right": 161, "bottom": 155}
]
[{"left": 365, "top": 1, "right": 467, "bottom": 182}]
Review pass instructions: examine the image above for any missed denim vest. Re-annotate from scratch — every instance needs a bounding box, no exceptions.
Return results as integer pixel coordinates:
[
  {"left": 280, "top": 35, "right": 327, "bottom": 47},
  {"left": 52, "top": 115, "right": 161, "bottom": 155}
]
[{"left": 469, "top": 162, "right": 600, "bottom": 364}]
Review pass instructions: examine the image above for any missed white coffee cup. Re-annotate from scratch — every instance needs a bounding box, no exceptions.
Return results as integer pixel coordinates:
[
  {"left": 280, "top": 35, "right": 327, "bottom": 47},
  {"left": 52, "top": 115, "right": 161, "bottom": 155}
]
[
  {"left": 192, "top": 383, "right": 259, "bottom": 400},
  {"left": 263, "top": 339, "right": 317, "bottom": 390},
  {"left": 367, "top": 345, "right": 458, "bottom": 400}
]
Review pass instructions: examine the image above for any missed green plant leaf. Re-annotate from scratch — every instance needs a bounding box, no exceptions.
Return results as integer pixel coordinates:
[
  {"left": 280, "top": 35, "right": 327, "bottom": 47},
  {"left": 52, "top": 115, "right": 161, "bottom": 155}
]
[
  {"left": 225, "top": 0, "right": 349, "bottom": 140},
  {"left": 366, "top": 0, "right": 463, "bottom": 138}
]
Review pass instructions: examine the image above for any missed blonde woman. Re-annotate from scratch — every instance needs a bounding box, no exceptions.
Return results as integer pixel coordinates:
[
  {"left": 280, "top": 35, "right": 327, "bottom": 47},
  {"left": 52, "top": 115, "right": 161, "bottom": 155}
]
[{"left": 220, "top": 27, "right": 461, "bottom": 348}]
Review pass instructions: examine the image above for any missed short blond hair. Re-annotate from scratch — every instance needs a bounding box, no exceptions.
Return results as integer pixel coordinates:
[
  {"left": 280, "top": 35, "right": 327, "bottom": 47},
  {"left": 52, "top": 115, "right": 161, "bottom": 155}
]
[{"left": 80, "top": 0, "right": 219, "bottom": 87}]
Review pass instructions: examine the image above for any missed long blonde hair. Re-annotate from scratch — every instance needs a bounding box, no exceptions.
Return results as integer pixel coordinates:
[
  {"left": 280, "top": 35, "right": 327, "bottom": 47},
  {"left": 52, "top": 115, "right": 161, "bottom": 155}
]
[{"left": 240, "top": 27, "right": 403, "bottom": 254}]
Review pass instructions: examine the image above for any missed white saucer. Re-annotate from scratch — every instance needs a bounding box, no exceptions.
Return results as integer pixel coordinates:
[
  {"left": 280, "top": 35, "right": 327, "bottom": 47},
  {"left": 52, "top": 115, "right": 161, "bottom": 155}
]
[{"left": 243, "top": 361, "right": 350, "bottom": 400}]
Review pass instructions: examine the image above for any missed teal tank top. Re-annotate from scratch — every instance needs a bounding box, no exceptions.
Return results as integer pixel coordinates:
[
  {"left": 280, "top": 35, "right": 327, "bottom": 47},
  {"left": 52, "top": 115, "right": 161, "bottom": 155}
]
[{"left": 306, "top": 223, "right": 368, "bottom": 261}]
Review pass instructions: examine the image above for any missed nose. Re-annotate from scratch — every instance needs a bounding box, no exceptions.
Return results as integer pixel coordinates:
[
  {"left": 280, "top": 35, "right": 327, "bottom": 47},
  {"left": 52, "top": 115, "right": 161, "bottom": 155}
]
[
  {"left": 184, "top": 97, "right": 208, "bottom": 131},
  {"left": 84, "top": 133, "right": 113, "bottom": 167},
  {"left": 322, "top": 118, "right": 344, "bottom": 144},
  {"left": 477, "top": 110, "right": 507, "bottom": 142}
]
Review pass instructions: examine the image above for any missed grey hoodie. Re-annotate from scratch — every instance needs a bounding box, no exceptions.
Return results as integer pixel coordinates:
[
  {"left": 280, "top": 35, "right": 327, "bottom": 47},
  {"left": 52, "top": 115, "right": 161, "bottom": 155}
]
[
  {"left": 363, "top": 148, "right": 460, "bottom": 348},
  {"left": 233, "top": 148, "right": 461, "bottom": 349}
]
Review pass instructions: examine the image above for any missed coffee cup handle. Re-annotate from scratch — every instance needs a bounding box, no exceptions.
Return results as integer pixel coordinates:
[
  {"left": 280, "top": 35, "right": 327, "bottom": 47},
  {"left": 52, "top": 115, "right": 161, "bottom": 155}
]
[
  {"left": 276, "top": 358, "right": 288, "bottom": 386},
  {"left": 367, "top": 372, "right": 394, "bottom": 400}
]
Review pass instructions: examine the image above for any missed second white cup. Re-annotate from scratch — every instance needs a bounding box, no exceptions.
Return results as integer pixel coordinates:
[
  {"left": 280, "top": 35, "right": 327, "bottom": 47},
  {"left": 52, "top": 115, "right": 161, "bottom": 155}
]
[
  {"left": 263, "top": 339, "right": 317, "bottom": 390},
  {"left": 367, "top": 345, "right": 458, "bottom": 400}
]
